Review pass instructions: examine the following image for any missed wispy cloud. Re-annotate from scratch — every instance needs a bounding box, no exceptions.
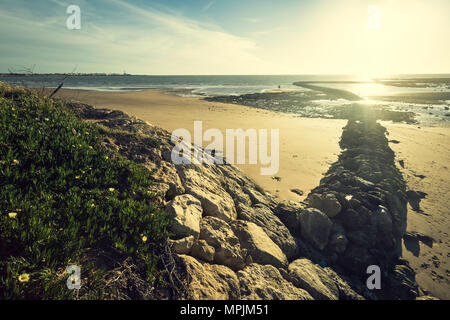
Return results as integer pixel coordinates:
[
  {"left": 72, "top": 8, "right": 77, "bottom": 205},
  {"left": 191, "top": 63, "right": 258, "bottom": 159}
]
[
  {"left": 243, "top": 18, "right": 261, "bottom": 23},
  {"left": 202, "top": 0, "right": 215, "bottom": 12},
  {"left": 0, "top": 0, "right": 268, "bottom": 74}
]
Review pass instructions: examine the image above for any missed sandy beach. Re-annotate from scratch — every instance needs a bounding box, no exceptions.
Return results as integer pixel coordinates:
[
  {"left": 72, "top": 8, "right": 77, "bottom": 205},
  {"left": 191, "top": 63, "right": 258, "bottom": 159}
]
[
  {"left": 384, "top": 123, "right": 450, "bottom": 299},
  {"left": 55, "top": 89, "right": 346, "bottom": 202}
]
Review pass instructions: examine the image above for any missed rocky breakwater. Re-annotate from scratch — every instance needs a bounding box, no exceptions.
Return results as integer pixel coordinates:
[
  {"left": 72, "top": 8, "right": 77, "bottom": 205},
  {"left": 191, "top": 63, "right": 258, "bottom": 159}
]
[
  {"left": 66, "top": 100, "right": 421, "bottom": 300},
  {"left": 278, "top": 118, "right": 419, "bottom": 299}
]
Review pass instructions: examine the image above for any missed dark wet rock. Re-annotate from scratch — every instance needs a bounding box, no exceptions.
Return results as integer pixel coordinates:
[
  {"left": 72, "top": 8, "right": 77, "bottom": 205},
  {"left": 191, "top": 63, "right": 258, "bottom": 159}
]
[
  {"left": 290, "top": 188, "right": 304, "bottom": 196},
  {"left": 328, "top": 232, "right": 348, "bottom": 253},
  {"left": 298, "top": 208, "right": 332, "bottom": 250},
  {"left": 297, "top": 118, "right": 411, "bottom": 299},
  {"left": 387, "top": 263, "right": 419, "bottom": 300},
  {"left": 274, "top": 201, "right": 303, "bottom": 236},
  {"left": 307, "top": 193, "right": 342, "bottom": 218}
]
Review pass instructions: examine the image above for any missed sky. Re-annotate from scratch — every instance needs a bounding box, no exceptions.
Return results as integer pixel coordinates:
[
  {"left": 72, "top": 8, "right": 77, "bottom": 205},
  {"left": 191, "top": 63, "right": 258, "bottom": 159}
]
[{"left": 0, "top": 0, "right": 449, "bottom": 75}]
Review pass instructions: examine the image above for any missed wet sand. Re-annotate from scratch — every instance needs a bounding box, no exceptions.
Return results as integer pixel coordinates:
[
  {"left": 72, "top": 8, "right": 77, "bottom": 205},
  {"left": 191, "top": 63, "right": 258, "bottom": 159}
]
[{"left": 55, "top": 88, "right": 346, "bottom": 202}]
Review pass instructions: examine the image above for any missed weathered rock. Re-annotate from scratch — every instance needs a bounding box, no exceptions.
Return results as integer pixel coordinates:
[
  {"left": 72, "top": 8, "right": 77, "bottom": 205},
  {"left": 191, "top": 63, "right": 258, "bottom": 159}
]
[
  {"left": 152, "top": 161, "right": 185, "bottom": 199},
  {"left": 238, "top": 203, "right": 298, "bottom": 259},
  {"left": 288, "top": 259, "right": 362, "bottom": 300},
  {"left": 339, "top": 208, "right": 366, "bottom": 231},
  {"left": 290, "top": 188, "right": 304, "bottom": 196},
  {"left": 178, "top": 167, "right": 237, "bottom": 221},
  {"left": 416, "top": 295, "right": 440, "bottom": 300},
  {"left": 371, "top": 205, "right": 394, "bottom": 247},
  {"left": 298, "top": 208, "right": 332, "bottom": 250},
  {"left": 168, "top": 236, "right": 194, "bottom": 254},
  {"left": 237, "top": 264, "right": 313, "bottom": 300},
  {"left": 388, "top": 264, "right": 419, "bottom": 300},
  {"left": 288, "top": 259, "right": 338, "bottom": 300},
  {"left": 231, "top": 220, "right": 288, "bottom": 268},
  {"left": 166, "top": 194, "right": 203, "bottom": 239},
  {"left": 178, "top": 255, "right": 240, "bottom": 300},
  {"left": 274, "top": 200, "right": 303, "bottom": 236},
  {"left": 328, "top": 232, "right": 348, "bottom": 253},
  {"left": 199, "top": 216, "right": 245, "bottom": 270},
  {"left": 319, "top": 267, "right": 364, "bottom": 300},
  {"left": 307, "top": 193, "right": 342, "bottom": 218},
  {"left": 190, "top": 239, "right": 215, "bottom": 262}
]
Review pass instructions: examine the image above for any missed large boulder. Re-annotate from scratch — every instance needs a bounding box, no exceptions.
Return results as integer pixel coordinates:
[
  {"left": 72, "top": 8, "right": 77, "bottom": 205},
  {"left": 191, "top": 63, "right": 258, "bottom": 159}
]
[
  {"left": 151, "top": 161, "right": 185, "bottom": 199},
  {"left": 307, "top": 193, "right": 342, "bottom": 218},
  {"left": 288, "top": 259, "right": 338, "bottom": 300},
  {"left": 298, "top": 208, "right": 333, "bottom": 250},
  {"left": 328, "top": 232, "right": 348, "bottom": 253},
  {"left": 190, "top": 239, "right": 215, "bottom": 262},
  {"left": 274, "top": 200, "right": 303, "bottom": 236},
  {"left": 388, "top": 264, "right": 419, "bottom": 300},
  {"left": 318, "top": 267, "right": 364, "bottom": 300},
  {"left": 178, "top": 255, "right": 240, "bottom": 300},
  {"left": 199, "top": 216, "right": 245, "bottom": 270},
  {"left": 237, "top": 263, "right": 313, "bottom": 300},
  {"left": 238, "top": 203, "right": 298, "bottom": 259},
  {"left": 178, "top": 167, "right": 237, "bottom": 221},
  {"left": 166, "top": 194, "right": 203, "bottom": 239},
  {"left": 168, "top": 236, "right": 194, "bottom": 254},
  {"left": 371, "top": 205, "right": 394, "bottom": 248},
  {"left": 231, "top": 220, "right": 288, "bottom": 268}
]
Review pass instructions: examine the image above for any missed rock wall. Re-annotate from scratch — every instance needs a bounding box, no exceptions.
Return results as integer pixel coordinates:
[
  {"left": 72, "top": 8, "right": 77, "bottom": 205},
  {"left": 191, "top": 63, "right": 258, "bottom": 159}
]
[{"left": 67, "top": 101, "right": 419, "bottom": 300}]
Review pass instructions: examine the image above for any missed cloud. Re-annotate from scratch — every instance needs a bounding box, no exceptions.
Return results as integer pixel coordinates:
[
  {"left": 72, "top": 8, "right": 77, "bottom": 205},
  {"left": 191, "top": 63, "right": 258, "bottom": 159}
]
[
  {"left": 202, "top": 0, "right": 215, "bottom": 12},
  {"left": 243, "top": 18, "right": 261, "bottom": 23},
  {"left": 0, "top": 0, "right": 268, "bottom": 74}
]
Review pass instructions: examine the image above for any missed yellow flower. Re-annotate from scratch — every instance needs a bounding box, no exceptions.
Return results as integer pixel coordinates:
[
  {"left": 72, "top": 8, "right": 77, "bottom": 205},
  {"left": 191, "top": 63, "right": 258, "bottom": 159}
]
[
  {"left": 91, "top": 203, "right": 95, "bottom": 208},
  {"left": 11, "top": 159, "right": 19, "bottom": 166},
  {"left": 75, "top": 176, "right": 80, "bottom": 179},
  {"left": 11, "top": 107, "right": 15, "bottom": 111},
  {"left": 108, "top": 188, "right": 115, "bottom": 192},
  {"left": 18, "top": 273, "right": 30, "bottom": 283},
  {"left": 8, "top": 212, "right": 17, "bottom": 218},
  {"left": 142, "top": 236, "right": 148, "bottom": 243}
]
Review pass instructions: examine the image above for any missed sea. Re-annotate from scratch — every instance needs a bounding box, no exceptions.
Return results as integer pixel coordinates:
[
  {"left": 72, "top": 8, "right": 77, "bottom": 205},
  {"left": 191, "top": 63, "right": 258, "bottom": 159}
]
[
  {"left": 1, "top": 74, "right": 449, "bottom": 97},
  {"left": 1, "top": 74, "right": 449, "bottom": 123}
]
